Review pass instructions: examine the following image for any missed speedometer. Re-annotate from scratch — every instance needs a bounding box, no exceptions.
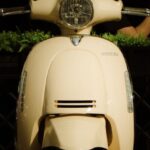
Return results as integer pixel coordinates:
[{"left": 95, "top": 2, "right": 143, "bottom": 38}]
[{"left": 60, "top": 0, "right": 93, "bottom": 29}]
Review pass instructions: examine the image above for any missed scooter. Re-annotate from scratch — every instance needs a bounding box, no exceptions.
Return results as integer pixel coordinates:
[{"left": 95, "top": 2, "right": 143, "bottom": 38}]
[{"left": 0, "top": 0, "right": 150, "bottom": 150}]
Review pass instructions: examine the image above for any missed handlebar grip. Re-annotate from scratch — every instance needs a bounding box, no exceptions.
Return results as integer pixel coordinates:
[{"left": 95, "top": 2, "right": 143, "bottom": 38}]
[
  {"left": 0, "top": 7, "right": 30, "bottom": 16},
  {"left": 122, "top": 7, "right": 150, "bottom": 17}
]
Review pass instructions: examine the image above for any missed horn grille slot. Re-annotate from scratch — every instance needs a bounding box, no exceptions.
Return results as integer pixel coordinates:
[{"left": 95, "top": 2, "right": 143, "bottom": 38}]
[{"left": 55, "top": 100, "right": 96, "bottom": 108}]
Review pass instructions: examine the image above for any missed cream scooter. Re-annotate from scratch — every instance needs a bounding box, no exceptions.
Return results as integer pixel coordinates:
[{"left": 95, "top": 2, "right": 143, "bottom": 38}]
[
  {"left": 16, "top": 0, "right": 133, "bottom": 149},
  {"left": 1, "top": 0, "right": 149, "bottom": 150}
]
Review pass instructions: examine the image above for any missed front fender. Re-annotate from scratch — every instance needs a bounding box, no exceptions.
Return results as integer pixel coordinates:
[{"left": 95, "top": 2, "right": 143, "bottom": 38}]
[{"left": 42, "top": 115, "right": 108, "bottom": 150}]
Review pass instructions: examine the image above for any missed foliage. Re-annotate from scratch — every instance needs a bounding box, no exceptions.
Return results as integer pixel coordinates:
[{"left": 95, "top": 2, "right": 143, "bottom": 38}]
[
  {"left": 0, "top": 30, "right": 150, "bottom": 53},
  {"left": 0, "top": 30, "right": 52, "bottom": 53},
  {"left": 101, "top": 33, "right": 150, "bottom": 47}
]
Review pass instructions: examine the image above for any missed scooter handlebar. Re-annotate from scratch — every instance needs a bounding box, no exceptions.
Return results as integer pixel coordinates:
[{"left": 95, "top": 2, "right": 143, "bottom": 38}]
[
  {"left": 0, "top": 7, "right": 30, "bottom": 16},
  {"left": 0, "top": 6, "right": 149, "bottom": 17}
]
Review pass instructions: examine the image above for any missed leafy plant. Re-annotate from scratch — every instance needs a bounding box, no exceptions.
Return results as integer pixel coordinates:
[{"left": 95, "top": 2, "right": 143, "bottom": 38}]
[
  {"left": 101, "top": 33, "right": 150, "bottom": 47},
  {"left": 0, "top": 30, "right": 52, "bottom": 53},
  {"left": 0, "top": 31, "right": 20, "bottom": 52}
]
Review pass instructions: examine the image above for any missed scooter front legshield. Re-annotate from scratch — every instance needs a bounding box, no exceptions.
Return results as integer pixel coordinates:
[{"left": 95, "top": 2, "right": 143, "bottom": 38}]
[{"left": 42, "top": 115, "right": 108, "bottom": 150}]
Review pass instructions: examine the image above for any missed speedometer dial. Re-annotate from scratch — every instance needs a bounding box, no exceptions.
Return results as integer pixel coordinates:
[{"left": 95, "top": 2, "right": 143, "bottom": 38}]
[{"left": 60, "top": 0, "right": 93, "bottom": 29}]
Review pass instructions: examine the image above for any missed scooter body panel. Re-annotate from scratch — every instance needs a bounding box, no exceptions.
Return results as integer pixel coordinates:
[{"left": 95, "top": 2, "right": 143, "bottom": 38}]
[
  {"left": 30, "top": 0, "right": 123, "bottom": 31},
  {"left": 44, "top": 48, "right": 107, "bottom": 115},
  {"left": 16, "top": 36, "right": 134, "bottom": 150}
]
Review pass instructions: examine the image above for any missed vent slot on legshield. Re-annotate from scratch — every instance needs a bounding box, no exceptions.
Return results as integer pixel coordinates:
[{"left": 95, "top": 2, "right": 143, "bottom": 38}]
[{"left": 55, "top": 100, "right": 96, "bottom": 108}]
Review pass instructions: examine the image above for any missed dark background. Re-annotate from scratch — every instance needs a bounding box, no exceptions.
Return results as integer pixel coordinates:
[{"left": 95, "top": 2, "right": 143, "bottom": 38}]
[{"left": 0, "top": 0, "right": 150, "bottom": 150}]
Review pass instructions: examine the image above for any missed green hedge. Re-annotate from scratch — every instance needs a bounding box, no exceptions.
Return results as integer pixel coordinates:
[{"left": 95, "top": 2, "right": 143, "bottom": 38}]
[
  {"left": 0, "top": 30, "right": 52, "bottom": 53},
  {"left": 0, "top": 30, "right": 150, "bottom": 53},
  {"left": 101, "top": 33, "right": 150, "bottom": 47}
]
